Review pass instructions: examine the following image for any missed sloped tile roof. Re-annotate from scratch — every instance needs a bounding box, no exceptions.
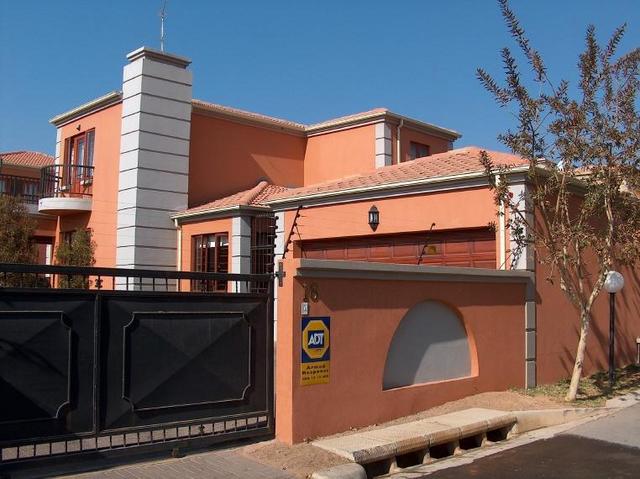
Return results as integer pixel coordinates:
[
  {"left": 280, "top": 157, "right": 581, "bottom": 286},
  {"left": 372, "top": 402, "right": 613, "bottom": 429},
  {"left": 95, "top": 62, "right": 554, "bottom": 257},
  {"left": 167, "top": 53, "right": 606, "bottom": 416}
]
[
  {"left": 266, "top": 147, "right": 528, "bottom": 203},
  {"left": 177, "top": 181, "right": 290, "bottom": 217},
  {"left": 0, "top": 151, "right": 54, "bottom": 169}
]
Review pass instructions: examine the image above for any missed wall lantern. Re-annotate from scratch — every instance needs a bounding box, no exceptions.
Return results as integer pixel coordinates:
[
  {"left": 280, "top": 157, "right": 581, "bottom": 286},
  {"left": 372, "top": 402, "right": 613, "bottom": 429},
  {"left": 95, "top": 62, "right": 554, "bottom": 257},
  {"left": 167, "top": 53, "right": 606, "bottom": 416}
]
[
  {"left": 604, "top": 270, "right": 624, "bottom": 387},
  {"left": 368, "top": 205, "right": 379, "bottom": 231}
]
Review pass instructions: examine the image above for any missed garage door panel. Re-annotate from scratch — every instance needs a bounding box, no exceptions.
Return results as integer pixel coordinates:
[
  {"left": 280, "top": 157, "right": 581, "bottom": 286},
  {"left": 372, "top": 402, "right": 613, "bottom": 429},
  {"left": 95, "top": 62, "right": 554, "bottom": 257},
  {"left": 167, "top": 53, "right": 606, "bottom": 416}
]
[{"left": 300, "top": 229, "right": 496, "bottom": 269}]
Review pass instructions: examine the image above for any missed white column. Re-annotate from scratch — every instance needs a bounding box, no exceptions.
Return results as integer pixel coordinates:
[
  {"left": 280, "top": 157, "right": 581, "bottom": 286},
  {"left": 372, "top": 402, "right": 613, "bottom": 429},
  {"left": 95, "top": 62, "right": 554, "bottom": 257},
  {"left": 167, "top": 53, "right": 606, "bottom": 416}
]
[
  {"left": 115, "top": 47, "right": 192, "bottom": 273},
  {"left": 375, "top": 122, "right": 393, "bottom": 168},
  {"left": 509, "top": 181, "right": 537, "bottom": 388},
  {"left": 54, "top": 129, "right": 62, "bottom": 166},
  {"left": 231, "top": 215, "right": 252, "bottom": 292}
]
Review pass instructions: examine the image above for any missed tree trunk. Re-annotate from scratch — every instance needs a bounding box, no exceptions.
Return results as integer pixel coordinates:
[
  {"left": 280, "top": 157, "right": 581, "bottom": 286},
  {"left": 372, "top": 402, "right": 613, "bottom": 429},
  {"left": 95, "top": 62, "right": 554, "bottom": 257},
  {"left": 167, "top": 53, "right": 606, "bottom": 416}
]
[{"left": 565, "top": 310, "right": 591, "bottom": 401}]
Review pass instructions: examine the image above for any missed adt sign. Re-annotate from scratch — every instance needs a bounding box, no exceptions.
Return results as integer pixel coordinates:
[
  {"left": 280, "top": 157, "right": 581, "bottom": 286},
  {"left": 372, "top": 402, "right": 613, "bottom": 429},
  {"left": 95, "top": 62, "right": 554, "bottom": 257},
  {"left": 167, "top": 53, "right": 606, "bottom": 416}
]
[
  {"left": 301, "top": 317, "right": 330, "bottom": 363},
  {"left": 307, "top": 330, "right": 325, "bottom": 348},
  {"left": 301, "top": 317, "right": 330, "bottom": 385}
]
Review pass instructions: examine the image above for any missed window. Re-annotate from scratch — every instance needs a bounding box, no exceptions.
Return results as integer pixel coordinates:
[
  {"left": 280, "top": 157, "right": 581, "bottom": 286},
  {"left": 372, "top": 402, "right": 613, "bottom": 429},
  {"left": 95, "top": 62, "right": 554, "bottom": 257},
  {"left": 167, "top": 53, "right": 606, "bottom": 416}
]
[
  {"left": 408, "top": 142, "right": 430, "bottom": 161},
  {"left": 251, "top": 215, "right": 276, "bottom": 293},
  {"left": 192, "top": 233, "right": 229, "bottom": 292},
  {"left": 65, "top": 130, "right": 95, "bottom": 185}
]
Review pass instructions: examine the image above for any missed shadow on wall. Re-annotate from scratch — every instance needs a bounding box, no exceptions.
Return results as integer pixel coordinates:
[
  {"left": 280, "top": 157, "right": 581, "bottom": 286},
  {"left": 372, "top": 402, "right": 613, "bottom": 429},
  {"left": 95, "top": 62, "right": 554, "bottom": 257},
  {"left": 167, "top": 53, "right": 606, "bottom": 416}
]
[{"left": 383, "top": 301, "right": 473, "bottom": 390}]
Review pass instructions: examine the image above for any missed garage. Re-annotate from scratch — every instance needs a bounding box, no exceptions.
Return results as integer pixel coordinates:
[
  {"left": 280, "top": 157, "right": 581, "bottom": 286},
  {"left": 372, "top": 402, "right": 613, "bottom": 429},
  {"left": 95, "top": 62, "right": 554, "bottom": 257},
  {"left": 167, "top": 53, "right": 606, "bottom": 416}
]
[{"left": 300, "top": 228, "right": 496, "bottom": 269}]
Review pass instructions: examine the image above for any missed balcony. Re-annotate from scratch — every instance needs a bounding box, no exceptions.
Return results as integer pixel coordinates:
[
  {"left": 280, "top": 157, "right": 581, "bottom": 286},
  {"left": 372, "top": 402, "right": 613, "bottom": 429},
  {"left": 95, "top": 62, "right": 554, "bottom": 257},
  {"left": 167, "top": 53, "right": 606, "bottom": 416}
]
[
  {"left": 38, "top": 164, "right": 94, "bottom": 215},
  {"left": 0, "top": 174, "right": 45, "bottom": 215}
]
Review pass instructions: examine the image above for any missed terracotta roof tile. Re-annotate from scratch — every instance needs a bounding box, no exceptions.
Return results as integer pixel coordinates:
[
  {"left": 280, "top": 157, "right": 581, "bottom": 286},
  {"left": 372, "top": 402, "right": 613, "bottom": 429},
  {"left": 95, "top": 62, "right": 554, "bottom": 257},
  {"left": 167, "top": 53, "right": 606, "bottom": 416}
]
[
  {"left": 178, "top": 181, "right": 290, "bottom": 217},
  {"left": 0, "top": 151, "right": 55, "bottom": 169},
  {"left": 267, "top": 147, "right": 528, "bottom": 203}
]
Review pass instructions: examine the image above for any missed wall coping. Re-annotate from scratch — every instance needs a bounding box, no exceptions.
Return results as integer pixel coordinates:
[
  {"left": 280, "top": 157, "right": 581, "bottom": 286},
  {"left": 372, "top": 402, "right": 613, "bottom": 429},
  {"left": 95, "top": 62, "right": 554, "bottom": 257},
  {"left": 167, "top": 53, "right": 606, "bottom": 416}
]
[{"left": 294, "top": 259, "right": 534, "bottom": 284}]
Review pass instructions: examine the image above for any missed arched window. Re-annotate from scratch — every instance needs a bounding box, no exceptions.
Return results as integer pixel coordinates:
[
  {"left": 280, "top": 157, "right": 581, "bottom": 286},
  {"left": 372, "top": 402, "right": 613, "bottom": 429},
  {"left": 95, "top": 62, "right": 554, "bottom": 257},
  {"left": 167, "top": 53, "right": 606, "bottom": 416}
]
[{"left": 383, "top": 301, "right": 472, "bottom": 390}]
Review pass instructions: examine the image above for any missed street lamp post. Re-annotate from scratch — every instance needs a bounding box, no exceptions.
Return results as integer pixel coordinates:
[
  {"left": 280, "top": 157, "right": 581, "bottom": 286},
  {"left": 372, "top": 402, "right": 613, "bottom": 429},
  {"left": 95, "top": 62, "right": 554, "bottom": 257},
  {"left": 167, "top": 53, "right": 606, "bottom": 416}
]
[{"left": 604, "top": 271, "right": 624, "bottom": 388}]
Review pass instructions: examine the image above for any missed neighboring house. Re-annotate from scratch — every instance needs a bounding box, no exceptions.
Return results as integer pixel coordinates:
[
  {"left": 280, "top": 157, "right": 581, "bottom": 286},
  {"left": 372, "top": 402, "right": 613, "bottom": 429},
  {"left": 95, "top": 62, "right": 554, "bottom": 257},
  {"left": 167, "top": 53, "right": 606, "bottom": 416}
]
[{"left": 0, "top": 151, "right": 56, "bottom": 264}]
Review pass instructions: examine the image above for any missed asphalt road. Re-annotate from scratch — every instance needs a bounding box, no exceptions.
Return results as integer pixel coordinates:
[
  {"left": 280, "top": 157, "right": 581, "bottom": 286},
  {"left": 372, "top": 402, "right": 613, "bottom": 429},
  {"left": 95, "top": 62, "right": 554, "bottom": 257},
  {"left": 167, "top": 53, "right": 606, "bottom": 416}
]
[{"left": 421, "top": 403, "right": 640, "bottom": 479}]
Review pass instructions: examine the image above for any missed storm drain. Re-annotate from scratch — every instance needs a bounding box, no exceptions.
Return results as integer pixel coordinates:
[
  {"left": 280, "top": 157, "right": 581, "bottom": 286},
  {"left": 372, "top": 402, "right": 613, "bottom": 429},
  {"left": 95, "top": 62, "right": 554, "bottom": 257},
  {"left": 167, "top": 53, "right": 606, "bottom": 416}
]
[
  {"left": 312, "top": 408, "right": 518, "bottom": 479},
  {"left": 363, "top": 425, "right": 515, "bottom": 478}
]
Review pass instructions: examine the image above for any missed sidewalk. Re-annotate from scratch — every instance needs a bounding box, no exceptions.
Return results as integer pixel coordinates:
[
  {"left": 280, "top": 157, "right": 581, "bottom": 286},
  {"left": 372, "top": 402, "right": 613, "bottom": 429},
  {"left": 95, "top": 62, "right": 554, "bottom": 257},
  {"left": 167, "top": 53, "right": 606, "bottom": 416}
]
[{"left": 57, "top": 446, "right": 294, "bottom": 479}]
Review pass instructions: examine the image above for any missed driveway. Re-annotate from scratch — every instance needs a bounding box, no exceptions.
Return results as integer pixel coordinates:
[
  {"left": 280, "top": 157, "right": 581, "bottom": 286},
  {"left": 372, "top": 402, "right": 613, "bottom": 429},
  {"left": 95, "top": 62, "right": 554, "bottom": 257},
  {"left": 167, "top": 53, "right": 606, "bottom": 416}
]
[{"left": 393, "top": 403, "right": 640, "bottom": 479}]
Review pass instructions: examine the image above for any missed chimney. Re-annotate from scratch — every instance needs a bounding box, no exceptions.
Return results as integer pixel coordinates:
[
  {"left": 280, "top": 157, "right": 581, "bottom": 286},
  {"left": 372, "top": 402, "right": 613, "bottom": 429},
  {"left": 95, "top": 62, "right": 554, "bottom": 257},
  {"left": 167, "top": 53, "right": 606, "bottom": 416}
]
[{"left": 116, "top": 47, "right": 192, "bottom": 271}]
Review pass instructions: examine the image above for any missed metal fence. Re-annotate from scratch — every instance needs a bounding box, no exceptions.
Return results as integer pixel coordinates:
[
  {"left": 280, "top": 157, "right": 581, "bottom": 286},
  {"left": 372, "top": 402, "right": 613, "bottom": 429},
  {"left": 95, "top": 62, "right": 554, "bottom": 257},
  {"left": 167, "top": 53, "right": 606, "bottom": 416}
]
[{"left": 0, "top": 263, "right": 274, "bottom": 472}]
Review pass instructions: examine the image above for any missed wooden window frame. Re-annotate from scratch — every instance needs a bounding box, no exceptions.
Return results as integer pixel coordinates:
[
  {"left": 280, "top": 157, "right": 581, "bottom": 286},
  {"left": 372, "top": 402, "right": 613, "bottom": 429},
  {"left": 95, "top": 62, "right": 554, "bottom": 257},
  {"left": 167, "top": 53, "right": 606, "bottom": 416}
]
[
  {"left": 192, "top": 233, "right": 229, "bottom": 292},
  {"left": 64, "top": 129, "right": 95, "bottom": 189}
]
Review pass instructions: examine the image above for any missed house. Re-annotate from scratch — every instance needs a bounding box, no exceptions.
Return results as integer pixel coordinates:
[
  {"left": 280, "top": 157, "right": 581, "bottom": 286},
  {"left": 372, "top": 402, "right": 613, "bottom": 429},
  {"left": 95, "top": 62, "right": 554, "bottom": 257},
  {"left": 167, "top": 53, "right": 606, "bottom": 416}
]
[
  {"left": 42, "top": 47, "right": 461, "bottom": 276},
  {"left": 0, "top": 150, "right": 56, "bottom": 264},
  {"left": 38, "top": 47, "right": 639, "bottom": 444}
]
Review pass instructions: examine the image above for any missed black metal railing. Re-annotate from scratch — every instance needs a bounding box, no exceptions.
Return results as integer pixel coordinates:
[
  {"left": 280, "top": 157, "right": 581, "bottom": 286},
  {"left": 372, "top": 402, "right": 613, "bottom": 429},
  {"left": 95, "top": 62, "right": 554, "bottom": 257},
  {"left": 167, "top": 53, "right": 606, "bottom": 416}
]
[
  {"left": 40, "top": 164, "right": 95, "bottom": 198},
  {"left": 0, "top": 174, "right": 42, "bottom": 204},
  {"left": 0, "top": 262, "right": 272, "bottom": 293}
]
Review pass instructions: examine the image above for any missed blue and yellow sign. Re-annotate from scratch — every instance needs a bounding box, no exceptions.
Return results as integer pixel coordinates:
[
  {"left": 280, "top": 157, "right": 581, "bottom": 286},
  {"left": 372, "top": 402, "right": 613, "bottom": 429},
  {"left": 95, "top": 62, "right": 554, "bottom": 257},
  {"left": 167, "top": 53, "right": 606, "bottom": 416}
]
[{"left": 301, "top": 317, "right": 330, "bottom": 385}]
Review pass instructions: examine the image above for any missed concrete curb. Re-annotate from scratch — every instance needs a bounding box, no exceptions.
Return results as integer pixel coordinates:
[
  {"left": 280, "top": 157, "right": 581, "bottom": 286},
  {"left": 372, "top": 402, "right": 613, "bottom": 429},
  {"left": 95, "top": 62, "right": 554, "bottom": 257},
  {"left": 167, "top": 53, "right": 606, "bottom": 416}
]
[
  {"left": 511, "top": 408, "right": 609, "bottom": 434},
  {"left": 311, "top": 463, "right": 367, "bottom": 479},
  {"left": 605, "top": 389, "right": 640, "bottom": 408}
]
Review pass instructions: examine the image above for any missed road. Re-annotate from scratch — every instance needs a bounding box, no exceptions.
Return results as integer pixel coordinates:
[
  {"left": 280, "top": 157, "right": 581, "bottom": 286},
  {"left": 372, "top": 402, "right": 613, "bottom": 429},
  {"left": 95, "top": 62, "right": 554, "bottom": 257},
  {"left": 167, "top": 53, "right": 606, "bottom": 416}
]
[{"left": 401, "top": 403, "right": 640, "bottom": 479}]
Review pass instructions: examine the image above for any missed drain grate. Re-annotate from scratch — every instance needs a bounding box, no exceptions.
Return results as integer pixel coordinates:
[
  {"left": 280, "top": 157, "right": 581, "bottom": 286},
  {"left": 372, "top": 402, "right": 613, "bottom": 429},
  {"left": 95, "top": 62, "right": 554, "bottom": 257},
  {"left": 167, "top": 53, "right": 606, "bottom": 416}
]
[{"left": 368, "top": 424, "right": 516, "bottom": 478}]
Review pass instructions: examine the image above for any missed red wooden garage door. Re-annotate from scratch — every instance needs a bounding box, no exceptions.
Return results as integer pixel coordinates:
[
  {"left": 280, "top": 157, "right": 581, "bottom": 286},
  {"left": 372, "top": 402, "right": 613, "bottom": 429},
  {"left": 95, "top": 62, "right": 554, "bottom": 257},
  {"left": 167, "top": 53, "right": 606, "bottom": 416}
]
[{"left": 300, "top": 228, "right": 496, "bottom": 269}]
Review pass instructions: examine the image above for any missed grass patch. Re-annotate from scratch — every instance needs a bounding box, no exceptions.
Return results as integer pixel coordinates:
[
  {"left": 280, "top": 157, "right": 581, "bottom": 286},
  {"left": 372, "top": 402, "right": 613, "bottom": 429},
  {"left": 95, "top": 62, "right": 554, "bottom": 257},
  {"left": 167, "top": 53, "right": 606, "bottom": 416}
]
[{"left": 519, "top": 364, "right": 640, "bottom": 407}]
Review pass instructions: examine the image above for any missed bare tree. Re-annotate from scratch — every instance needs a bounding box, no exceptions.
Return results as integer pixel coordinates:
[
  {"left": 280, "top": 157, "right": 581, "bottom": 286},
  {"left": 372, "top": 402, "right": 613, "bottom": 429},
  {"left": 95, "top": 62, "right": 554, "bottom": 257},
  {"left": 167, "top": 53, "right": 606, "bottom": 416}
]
[{"left": 478, "top": 0, "right": 640, "bottom": 400}]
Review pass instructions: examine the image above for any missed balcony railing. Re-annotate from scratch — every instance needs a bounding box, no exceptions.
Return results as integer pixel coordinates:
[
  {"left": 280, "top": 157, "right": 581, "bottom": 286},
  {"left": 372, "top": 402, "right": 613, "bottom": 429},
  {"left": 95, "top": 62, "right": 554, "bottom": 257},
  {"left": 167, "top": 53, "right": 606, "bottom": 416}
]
[
  {"left": 0, "top": 174, "right": 42, "bottom": 204},
  {"left": 40, "top": 164, "right": 94, "bottom": 198}
]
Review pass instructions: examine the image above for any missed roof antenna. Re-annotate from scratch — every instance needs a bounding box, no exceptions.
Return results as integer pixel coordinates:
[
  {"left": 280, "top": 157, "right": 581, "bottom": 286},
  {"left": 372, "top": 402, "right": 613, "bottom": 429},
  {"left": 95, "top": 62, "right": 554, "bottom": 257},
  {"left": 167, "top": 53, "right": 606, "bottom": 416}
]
[{"left": 159, "top": 0, "right": 168, "bottom": 52}]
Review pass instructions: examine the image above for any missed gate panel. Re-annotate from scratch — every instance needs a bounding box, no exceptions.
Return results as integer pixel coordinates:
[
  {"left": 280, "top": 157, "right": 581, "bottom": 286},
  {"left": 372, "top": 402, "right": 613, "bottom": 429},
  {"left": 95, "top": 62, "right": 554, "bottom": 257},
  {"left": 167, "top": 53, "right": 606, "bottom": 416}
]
[
  {"left": 123, "top": 312, "right": 250, "bottom": 411},
  {"left": 99, "top": 293, "right": 270, "bottom": 432},
  {"left": 0, "top": 291, "right": 96, "bottom": 445}
]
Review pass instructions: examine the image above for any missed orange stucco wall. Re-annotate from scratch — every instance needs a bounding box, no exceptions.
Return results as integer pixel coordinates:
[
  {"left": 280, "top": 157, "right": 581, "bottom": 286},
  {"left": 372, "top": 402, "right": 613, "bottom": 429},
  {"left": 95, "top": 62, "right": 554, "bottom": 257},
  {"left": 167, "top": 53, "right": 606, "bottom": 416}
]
[
  {"left": 535, "top": 259, "right": 640, "bottom": 385},
  {"left": 275, "top": 258, "right": 526, "bottom": 444},
  {"left": 33, "top": 217, "right": 57, "bottom": 239},
  {"left": 56, "top": 103, "right": 122, "bottom": 267},
  {"left": 283, "top": 187, "right": 498, "bottom": 245},
  {"left": 391, "top": 125, "right": 452, "bottom": 163},
  {"left": 188, "top": 114, "right": 306, "bottom": 208},
  {"left": 304, "top": 125, "right": 376, "bottom": 185}
]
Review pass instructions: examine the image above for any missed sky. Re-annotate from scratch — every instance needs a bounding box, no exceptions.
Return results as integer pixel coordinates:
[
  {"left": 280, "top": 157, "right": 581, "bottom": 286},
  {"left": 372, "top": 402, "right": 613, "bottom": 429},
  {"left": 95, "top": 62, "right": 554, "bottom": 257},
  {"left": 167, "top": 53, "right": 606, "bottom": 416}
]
[{"left": 0, "top": 0, "right": 638, "bottom": 155}]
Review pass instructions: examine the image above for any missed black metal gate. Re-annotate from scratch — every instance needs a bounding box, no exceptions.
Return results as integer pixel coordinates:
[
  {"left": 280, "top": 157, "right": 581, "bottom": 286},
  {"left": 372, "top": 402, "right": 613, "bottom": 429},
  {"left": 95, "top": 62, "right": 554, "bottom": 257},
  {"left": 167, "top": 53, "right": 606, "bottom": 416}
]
[{"left": 0, "top": 264, "right": 274, "bottom": 470}]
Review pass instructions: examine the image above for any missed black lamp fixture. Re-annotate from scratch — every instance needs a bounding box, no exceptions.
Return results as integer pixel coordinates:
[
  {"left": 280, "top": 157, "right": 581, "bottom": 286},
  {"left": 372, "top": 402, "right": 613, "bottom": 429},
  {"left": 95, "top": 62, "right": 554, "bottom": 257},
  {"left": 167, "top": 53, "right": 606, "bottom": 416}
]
[{"left": 368, "top": 205, "right": 379, "bottom": 231}]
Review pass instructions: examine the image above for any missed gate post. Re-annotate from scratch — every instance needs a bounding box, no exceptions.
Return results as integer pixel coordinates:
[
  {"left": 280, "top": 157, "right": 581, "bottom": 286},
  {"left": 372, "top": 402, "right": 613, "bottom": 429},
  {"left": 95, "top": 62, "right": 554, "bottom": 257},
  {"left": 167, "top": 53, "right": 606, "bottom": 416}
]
[{"left": 274, "top": 258, "right": 303, "bottom": 444}]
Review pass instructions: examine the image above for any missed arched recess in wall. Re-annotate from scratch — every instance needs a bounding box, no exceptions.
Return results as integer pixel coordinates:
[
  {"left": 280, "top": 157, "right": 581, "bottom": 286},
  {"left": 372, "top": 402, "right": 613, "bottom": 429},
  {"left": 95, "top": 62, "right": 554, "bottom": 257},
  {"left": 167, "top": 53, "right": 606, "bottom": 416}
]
[{"left": 383, "top": 300, "right": 472, "bottom": 390}]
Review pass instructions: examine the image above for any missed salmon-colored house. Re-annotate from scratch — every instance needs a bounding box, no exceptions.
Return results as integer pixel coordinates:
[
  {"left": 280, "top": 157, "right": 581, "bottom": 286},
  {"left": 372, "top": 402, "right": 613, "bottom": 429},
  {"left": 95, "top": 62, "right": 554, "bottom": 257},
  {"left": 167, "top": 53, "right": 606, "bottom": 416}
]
[
  {"left": 40, "top": 47, "right": 639, "bottom": 443},
  {"left": 0, "top": 151, "right": 56, "bottom": 263}
]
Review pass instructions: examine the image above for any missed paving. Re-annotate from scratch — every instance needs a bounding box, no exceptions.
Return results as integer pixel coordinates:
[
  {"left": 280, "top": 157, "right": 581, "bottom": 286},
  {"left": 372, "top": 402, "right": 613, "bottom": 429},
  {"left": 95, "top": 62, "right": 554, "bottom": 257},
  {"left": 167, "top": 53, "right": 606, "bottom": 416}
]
[{"left": 52, "top": 446, "right": 294, "bottom": 479}]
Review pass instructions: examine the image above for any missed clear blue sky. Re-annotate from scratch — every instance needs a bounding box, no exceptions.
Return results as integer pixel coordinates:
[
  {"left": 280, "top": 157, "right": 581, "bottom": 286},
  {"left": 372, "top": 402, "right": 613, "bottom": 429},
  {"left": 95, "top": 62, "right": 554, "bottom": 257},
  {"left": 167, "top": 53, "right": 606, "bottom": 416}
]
[{"left": 1, "top": 0, "right": 638, "bottom": 155}]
